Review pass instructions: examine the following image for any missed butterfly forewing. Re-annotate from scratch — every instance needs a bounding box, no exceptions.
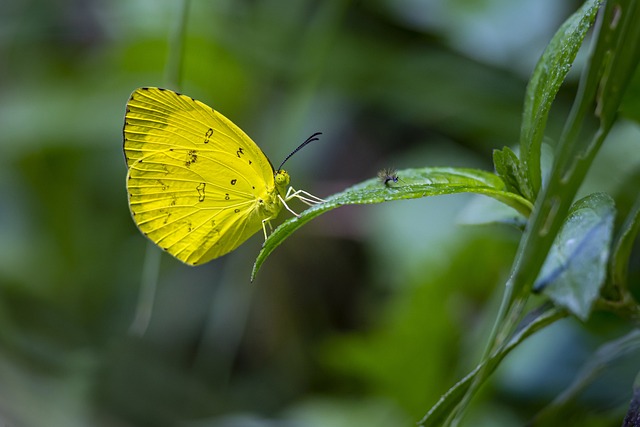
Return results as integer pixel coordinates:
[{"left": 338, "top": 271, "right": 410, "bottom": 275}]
[
  {"left": 124, "top": 87, "right": 274, "bottom": 183},
  {"left": 124, "top": 87, "right": 282, "bottom": 264}
]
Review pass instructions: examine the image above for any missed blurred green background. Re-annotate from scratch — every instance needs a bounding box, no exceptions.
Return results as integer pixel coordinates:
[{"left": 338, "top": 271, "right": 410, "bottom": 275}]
[{"left": 2, "top": 0, "right": 640, "bottom": 426}]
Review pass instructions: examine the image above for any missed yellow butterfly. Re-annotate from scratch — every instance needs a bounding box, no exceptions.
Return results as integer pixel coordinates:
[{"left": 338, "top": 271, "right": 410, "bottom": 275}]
[{"left": 123, "top": 87, "right": 323, "bottom": 265}]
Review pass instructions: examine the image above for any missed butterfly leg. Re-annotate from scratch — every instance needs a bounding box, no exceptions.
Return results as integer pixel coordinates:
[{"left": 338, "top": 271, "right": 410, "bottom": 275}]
[
  {"left": 285, "top": 186, "right": 325, "bottom": 206},
  {"left": 261, "top": 218, "right": 274, "bottom": 240},
  {"left": 278, "top": 195, "right": 302, "bottom": 218}
]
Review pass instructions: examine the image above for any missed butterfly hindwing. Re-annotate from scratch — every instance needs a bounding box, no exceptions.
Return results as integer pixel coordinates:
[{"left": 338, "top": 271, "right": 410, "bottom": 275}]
[{"left": 127, "top": 147, "right": 274, "bottom": 264}]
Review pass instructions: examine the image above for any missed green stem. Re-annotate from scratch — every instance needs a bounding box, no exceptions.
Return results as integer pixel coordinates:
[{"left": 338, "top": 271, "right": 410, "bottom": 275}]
[
  {"left": 129, "top": 242, "right": 162, "bottom": 336},
  {"left": 450, "top": 2, "right": 621, "bottom": 422}
]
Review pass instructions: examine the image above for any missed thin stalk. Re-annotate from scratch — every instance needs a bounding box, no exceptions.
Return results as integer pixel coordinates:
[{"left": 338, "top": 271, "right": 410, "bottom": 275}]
[
  {"left": 129, "top": 0, "right": 191, "bottom": 336},
  {"left": 164, "top": 0, "right": 191, "bottom": 90}
]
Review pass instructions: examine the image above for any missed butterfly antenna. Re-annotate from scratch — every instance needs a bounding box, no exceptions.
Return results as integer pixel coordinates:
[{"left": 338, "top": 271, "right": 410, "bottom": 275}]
[{"left": 277, "top": 132, "right": 322, "bottom": 171}]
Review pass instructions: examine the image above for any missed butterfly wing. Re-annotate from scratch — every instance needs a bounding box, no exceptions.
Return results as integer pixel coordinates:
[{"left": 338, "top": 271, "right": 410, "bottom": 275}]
[
  {"left": 124, "top": 87, "right": 273, "bottom": 180},
  {"left": 124, "top": 87, "right": 280, "bottom": 264}
]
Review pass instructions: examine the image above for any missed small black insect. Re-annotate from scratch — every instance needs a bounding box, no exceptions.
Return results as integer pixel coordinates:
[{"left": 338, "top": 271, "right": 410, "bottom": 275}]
[{"left": 378, "top": 168, "right": 400, "bottom": 187}]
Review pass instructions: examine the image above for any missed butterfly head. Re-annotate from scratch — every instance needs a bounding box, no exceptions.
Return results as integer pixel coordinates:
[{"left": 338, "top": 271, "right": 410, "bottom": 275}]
[{"left": 274, "top": 169, "right": 291, "bottom": 190}]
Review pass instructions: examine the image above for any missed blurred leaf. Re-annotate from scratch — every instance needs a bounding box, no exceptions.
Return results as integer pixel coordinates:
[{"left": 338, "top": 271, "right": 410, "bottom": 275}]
[
  {"left": 457, "top": 195, "right": 527, "bottom": 228},
  {"left": 534, "top": 193, "right": 616, "bottom": 321},
  {"left": 611, "top": 192, "right": 640, "bottom": 289},
  {"left": 418, "top": 305, "right": 566, "bottom": 427},
  {"left": 532, "top": 328, "right": 640, "bottom": 426},
  {"left": 252, "top": 167, "right": 533, "bottom": 280},
  {"left": 519, "top": 0, "right": 602, "bottom": 198},
  {"left": 619, "top": 67, "right": 640, "bottom": 124}
]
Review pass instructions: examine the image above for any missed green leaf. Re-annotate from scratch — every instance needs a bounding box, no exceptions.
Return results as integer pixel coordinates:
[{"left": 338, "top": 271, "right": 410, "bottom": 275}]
[
  {"left": 561, "top": 0, "right": 640, "bottom": 149},
  {"left": 594, "top": 0, "right": 640, "bottom": 129},
  {"left": 519, "top": 0, "right": 602, "bottom": 198},
  {"left": 611, "top": 193, "right": 640, "bottom": 289},
  {"left": 493, "top": 146, "right": 524, "bottom": 197},
  {"left": 533, "top": 193, "right": 616, "bottom": 321},
  {"left": 417, "top": 305, "right": 566, "bottom": 427},
  {"left": 251, "top": 167, "right": 533, "bottom": 280}
]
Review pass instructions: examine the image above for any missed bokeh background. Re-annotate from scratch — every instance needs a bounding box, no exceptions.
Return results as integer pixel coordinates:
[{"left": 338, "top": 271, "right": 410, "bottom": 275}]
[{"left": 2, "top": 0, "right": 640, "bottom": 426}]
